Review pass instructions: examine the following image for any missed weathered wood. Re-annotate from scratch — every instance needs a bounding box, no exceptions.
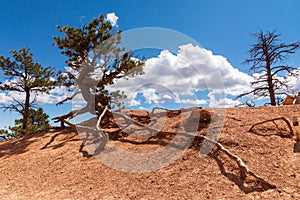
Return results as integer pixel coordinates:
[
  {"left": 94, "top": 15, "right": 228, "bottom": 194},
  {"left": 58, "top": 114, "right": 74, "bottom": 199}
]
[
  {"left": 52, "top": 106, "right": 276, "bottom": 188},
  {"left": 248, "top": 117, "right": 294, "bottom": 136},
  {"left": 56, "top": 90, "right": 80, "bottom": 105},
  {"left": 101, "top": 109, "right": 276, "bottom": 188}
]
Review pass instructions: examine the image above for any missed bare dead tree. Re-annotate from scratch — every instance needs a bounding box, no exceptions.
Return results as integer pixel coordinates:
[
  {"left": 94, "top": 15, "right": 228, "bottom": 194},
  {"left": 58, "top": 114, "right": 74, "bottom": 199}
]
[{"left": 236, "top": 30, "right": 300, "bottom": 106}]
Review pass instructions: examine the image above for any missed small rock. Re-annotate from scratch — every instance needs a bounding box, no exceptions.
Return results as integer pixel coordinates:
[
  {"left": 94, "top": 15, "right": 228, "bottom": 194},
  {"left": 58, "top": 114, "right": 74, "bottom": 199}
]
[
  {"left": 289, "top": 173, "right": 296, "bottom": 178},
  {"left": 277, "top": 189, "right": 282, "bottom": 193}
]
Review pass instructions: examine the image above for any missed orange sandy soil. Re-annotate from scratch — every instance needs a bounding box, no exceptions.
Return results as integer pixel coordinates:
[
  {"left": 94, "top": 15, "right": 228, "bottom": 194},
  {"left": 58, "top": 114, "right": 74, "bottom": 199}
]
[{"left": 0, "top": 106, "right": 300, "bottom": 199}]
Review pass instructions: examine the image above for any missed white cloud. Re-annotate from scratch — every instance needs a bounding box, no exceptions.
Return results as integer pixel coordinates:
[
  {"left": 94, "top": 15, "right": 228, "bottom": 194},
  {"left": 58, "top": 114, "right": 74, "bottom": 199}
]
[
  {"left": 142, "top": 88, "right": 164, "bottom": 104},
  {"left": 177, "top": 99, "right": 207, "bottom": 105},
  {"left": 106, "top": 13, "right": 118, "bottom": 27},
  {"left": 0, "top": 44, "right": 258, "bottom": 109},
  {"left": 128, "top": 99, "right": 141, "bottom": 107},
  {"left": 35, "top": 86, "right": 74, "bottom": 104},
  {"left": 162, "top": 94, "right": 173, "bottom": 100},
  {"left": 0, "top": 93, "right": 12, "bottom": 104},
  {"left": 109, "top": 43, "right": 252, "bottom": 108},
  {"left": 208, "top": 92, "right": 241, "bottom": 108},
  {"left": 284, "top": 69, "right": 300, "bottom": 94}
]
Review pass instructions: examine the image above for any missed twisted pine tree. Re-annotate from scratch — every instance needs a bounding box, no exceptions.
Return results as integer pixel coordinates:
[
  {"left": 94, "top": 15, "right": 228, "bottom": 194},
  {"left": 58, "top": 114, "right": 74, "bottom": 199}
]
[{"left": 53, "top": 14, "right": 143, "bottom": 120}]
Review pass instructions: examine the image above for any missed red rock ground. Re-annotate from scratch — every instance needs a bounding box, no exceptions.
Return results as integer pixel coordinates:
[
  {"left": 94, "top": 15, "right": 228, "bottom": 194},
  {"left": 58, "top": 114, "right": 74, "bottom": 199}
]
[{"left": 0, "top": 106, "right": 299, "bottom": 199}]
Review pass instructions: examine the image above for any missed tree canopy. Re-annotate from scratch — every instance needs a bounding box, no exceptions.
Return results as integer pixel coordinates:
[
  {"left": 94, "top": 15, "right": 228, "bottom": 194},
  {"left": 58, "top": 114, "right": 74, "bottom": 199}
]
[
  {"left": 9, "top": 107, "right": 50, "bottom": 136},
  {"left": 53, "top": 14, "right": 144, "bottom": 121},
  {"left": 0, "top": 47, "right": 56, "bottom": 134}
]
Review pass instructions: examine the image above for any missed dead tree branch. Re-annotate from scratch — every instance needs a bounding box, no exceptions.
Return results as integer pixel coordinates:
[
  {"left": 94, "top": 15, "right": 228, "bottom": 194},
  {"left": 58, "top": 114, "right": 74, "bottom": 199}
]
[
  {"left": 56, "top": 90, "right": 80, "bottom": 105},
  {"left": 248, "top": 117, "right": 294, "bottom": 136},
  {"left": 211, "top": 140, "right": 276, "bottom": 188}
]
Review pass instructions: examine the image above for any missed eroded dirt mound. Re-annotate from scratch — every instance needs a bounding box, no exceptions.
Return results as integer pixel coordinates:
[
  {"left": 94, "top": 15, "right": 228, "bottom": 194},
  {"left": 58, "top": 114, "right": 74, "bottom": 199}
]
[{"left": 0, "top": 106, "right": 300, "bottom": 199}]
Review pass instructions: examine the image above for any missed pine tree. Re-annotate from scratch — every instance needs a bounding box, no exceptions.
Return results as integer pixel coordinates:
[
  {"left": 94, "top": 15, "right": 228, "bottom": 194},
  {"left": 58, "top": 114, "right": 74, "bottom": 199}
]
[
  {"left": 53, "top": 14, "right": 143, "bottom": 120},
  {"left": 0, "top": 47, "right": 56, "bottom": 134},
  {"left": 9, "top": 108, "right": 50, "bottom": 135}
]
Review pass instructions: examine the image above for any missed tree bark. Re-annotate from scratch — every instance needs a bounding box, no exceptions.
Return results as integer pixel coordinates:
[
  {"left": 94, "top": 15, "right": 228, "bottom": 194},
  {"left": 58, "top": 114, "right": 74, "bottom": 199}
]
[
  {"left": 265, "top": 49, "right": 276, "bottom": 106},
  {"left": 22, "top": 89, "right": 30, "bottom": 133}
]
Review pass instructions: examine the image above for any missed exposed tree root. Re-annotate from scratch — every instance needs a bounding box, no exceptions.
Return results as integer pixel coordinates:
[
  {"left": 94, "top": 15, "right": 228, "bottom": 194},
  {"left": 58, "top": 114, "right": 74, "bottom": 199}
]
[
  {"left": 52, "top": 106, "right": 92, "bottom": 128},
  {"left": 52, "top": 106, "right": 276, "bottom": 189},
  {"left": 187, "top": 132, "right": 276, "bottom": 189},
  {"left": 210, "top": 139, "right": 276, "bottom": 189},
  {"left": 150, "top": 106, "right": 171, "bottom": 115},
  {"left": 248, "top": 117, "right": 294, "bottom": 137}
]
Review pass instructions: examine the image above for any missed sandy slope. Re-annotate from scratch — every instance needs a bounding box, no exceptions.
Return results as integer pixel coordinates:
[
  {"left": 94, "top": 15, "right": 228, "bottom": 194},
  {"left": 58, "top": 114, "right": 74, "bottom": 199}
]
[{"left": 0, "top": 106, "right": 300, "bottom": 199}]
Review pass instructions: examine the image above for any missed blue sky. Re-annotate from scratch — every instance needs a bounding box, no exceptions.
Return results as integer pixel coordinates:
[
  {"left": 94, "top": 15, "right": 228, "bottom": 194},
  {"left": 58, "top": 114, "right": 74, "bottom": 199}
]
[{"left": 1, "top": 0, "right": 300, "bottom": 129}]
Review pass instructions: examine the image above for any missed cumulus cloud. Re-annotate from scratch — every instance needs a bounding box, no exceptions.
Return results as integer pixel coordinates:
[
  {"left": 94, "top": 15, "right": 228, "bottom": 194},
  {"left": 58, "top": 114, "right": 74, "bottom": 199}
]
[
  {"left": 106, "top": 13, "right": 118, "bottom": 27},
  {"left": 128, "top": 99, "right": 141, "bottom": 107},
  {"left": 177, "top": 99, "right": 207, "bottom": 105},
  {"left": 0, "top": 93, "right": 12, "bottom": 104},
  {"left": 35, "top": 86, "right": 74, "bottom": 104},
  {"left": 283, "top": 70, "right": 300, "bottom": 94},
  {"left": 208, "top": 92, "right": 241, "bottom": 108},
  {"left": 109, "top": 43, "right": 252, "bottom": 108},
  {"left": 0, "top": 44, "right": 259, "bottom": 109},
  {"left": 141, "top": 88, "right": 165, "bottom": 104}
]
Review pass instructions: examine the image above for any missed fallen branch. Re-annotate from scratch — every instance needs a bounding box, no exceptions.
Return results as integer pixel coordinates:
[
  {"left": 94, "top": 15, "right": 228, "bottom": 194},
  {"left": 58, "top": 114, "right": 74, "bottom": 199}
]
[{"left": 248, "top": 117, "right": 294, "bottom": 136}]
